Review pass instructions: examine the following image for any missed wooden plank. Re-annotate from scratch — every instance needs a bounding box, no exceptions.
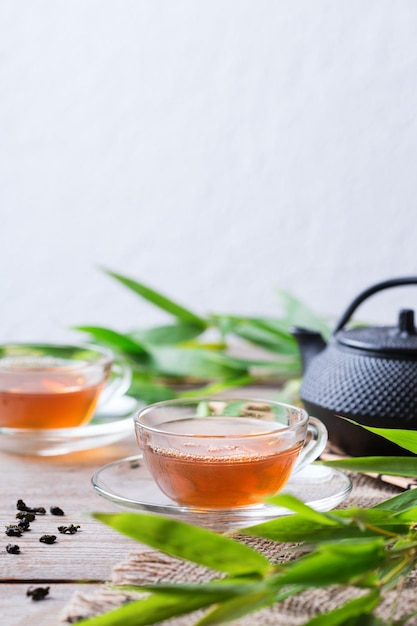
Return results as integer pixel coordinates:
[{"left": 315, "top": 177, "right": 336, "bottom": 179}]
[
  {"left": 0, "top": 436, "right": 144, "bottom": 582},
  {"left": 0, "top": 582, "right": 104, "bottom": 626}
]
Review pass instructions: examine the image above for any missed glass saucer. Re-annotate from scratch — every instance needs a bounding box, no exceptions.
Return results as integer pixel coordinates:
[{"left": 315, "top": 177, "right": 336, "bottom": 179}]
[
  {"left": 92, "top": 455, "right": 352, "bottom": 531},
  {"left": 0, "top": 396, "right": 139, "bottom": 456}
]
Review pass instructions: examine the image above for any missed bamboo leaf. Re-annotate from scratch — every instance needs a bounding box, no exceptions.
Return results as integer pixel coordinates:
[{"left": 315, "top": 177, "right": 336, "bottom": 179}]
[
  {"left": 127, "top": 374, "right": 176, "bottom": 404},
  {"left": 303, "top": 589, "right": 381, "bottom": 626},
  {"left": 248, "top": 356, "right": 302, "bottom": 379},
  {"left": 321, "top": 456, "right": 417, "bottom": 477},
  {"left": 194, "top": 589, "right": 275, "bottom": 625},
  {"left": 177, "top": 375, "right": 254, "bottom": 398},
  {"left": 131, "top": 322, "right": 205, "bottom": 345},
  {"left": 195, "top": 582, "right": 307, "bottom": 625},
  {"left": 104, "top": 269, "right": 207, "bottom": 328},
  {"left": 274, "top": 378, "right": 302, "bottom": 404},
  {"left": 147, "top": 345, "right": 249, "bottom": 380},
  {"left": 240, "top": 508, "right": 411, "bottom": 543},
  {"left": 75, "top": 326, "right": 147, "bottom": 355},
  {"left": 93, "top": 513, "right": 271, "bottom": 576},
  {"left": 341, "top": 418, "right": 417, "bottom": 454},
  {"left": 265, "top": 494, "right": 344, "bottom": 526},
  {"left": 372, "top": 489, "right": 417, "bottom": 513},
  {"left": 274, "top": 539, "right": 386, "bottom": 587},
  {"left": 211, "top": 315, "right": 298, "bottom": 354},
  {"left": 276, "top": 289, "right": 332, "bottom": 339},
  {"left": 392, "top": 506, "right": 417, "bottom": 523},
  {"left": 76, "top": 587, "right": 234, "bottom": 626}
]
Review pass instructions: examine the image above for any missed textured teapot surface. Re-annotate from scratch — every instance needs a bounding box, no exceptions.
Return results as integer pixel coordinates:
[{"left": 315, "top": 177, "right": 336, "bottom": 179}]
[
  {"left": 296, "top": 277, "right": 417, "bottom": 456},
  {"left": 300, "top": 338, "right": 417, "bottom": 422}
]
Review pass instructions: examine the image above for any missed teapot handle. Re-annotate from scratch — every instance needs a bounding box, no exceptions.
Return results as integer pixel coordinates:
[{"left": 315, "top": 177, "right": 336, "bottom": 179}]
[{"left": 333, "top": 277, "right": 417, "bottom": 334}]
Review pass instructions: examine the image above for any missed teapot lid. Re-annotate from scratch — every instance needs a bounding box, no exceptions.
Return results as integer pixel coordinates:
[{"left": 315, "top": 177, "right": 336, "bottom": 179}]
[{"left": 336, "top": 309, "right": 417, "bottom": 356}]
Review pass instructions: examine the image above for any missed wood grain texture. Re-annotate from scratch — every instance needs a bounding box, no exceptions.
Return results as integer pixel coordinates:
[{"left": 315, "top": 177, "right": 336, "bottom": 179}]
[
  {"left": 0, "top": 583, "right": 104, "bottom": 626},
  {"left": 0, "top": 433, "right": 145, "bottom": 624}
]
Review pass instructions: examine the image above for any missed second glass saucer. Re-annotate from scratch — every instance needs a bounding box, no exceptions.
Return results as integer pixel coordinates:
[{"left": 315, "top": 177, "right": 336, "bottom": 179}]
[
  {"left": 92, "top": 454, "right": 352, "bottom": 531},
  {"left": 0, "top": 396, "right": 140, "bottom": 456}
]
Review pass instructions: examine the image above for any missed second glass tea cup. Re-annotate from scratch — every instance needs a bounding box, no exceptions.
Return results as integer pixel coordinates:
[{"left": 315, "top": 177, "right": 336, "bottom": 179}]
[
  {"left": 134, "top": 397, "right": 328, "bottom": 509},
  {"left": 0, "top": 343, "right": 131, "bottom": 429}
]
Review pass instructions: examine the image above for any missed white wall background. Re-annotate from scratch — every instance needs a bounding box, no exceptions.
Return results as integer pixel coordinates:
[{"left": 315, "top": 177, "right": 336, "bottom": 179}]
[{"left": 1, "top": 1, "right": 417, "bottom": 343}]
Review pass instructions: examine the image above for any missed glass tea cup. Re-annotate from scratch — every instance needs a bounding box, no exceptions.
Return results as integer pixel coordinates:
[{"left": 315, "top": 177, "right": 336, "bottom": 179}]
[
  {"left": 134, "top": 397, "right": 328, "bottom": 509},
  {"left": 0, "top": 343, "right": 131, "bottom": 429}
]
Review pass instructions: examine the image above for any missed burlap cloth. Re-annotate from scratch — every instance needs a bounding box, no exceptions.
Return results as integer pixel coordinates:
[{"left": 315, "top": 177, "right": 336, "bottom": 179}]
[{"left": 62, "top": 471, "right": 417, "bottom": 625}]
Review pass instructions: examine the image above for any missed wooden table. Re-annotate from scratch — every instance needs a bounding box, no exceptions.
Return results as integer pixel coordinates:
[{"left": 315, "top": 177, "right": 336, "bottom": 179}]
[
  {"left": 0, "top": 386, "right": 285, "bottom": 624},
  {"left": 0, "top": 431, "right": 144, "bottom": 625}
]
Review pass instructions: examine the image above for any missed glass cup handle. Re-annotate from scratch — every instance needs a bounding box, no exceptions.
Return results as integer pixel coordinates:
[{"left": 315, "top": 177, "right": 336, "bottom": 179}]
[
  {"left": 293, "top": 416, "right": 328, "bottom": 473},
  {"left": 97, "top": 359, "right": 132, "bottom": 408}
]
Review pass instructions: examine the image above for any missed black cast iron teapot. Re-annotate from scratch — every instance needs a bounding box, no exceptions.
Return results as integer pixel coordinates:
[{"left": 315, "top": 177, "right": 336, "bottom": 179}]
[{"left": 292, "top": 277, "right": 417, "bottom": 456}]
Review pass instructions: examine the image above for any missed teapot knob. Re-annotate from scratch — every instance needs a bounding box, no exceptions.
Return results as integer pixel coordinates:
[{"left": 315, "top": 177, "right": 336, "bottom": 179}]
[{"left": 398, "top": 309, "right": 416, "bottom": 336}]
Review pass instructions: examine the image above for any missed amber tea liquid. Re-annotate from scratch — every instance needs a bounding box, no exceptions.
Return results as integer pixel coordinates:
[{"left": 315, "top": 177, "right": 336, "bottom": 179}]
[
  {"left": 142, "top": 417, "right": 302, "bottom": 508},
  {"left": 0, "top": 358, "right": 105, "bottom": 429}
]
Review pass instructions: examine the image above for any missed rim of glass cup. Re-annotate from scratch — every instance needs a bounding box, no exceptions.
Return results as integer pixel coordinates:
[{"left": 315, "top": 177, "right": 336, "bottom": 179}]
[
  {"left": 0, "top": 342, "right": 114, "bottom": 372},
  {"left": 135, "top": 397, "right": 309, "bottom": 438}
]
